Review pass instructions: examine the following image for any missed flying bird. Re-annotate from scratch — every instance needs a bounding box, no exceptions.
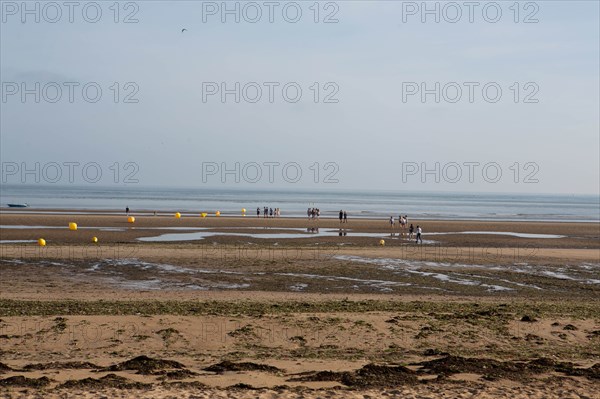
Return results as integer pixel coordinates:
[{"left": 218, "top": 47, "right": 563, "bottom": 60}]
[{"left": 181, "top": 28, "right": 187, "bottom": 33}]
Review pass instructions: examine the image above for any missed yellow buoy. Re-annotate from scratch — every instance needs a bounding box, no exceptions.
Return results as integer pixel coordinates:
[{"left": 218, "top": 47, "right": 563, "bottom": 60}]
[
  {"left": 128, "top": 216, "right": 135, "bottom": 223},
  {"left": 69, "top": 222, "right": 78, "bottom": 231},
  {"left": 175, "top": 212, "right": 181, "bottom": 219},
  {"left": 38, "top": 238, "right": 46, "bottom": 246},
  {"left": 215, "top": 211, "right": 221, "bottom": 217},
  {"left": 92, "top": 236, "right": 98, "bottom": 243},
  {"left": 201, "top": 213, "right": 207, "bottom": 218},
  {"left": 241, "top": 208, "right": 246, "bottom": 213},
  {"left": 379, "top": 239, "right": 385, "bottom": 246}
]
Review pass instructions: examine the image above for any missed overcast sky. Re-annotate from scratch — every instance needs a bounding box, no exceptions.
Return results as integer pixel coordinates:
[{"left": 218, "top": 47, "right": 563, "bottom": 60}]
[{"left": 1, "top": 1, "right": 598, "bottom": 194}]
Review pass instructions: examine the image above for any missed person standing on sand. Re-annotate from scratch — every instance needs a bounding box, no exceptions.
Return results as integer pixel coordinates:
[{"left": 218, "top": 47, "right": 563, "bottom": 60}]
[
  {"left": 343, "top": 211, "right": 347, "bottom": 223},
  {"left": 389, "top": 216, "right": 395, "bottom": 229},
  {"left": 339, "top": 210, "right": 343, "bottom": 223},
  {"left": 409, "top": 223, "right": 414, "bottom": 239},
  {"left": 257, "top": 207, "right": 260, "bottom": 218},
  {"left": 416, "top": 225, "right": 422, "bottom": 244},
  {"left": 126, "top": 206, "right": 129, "bottom": 215}
]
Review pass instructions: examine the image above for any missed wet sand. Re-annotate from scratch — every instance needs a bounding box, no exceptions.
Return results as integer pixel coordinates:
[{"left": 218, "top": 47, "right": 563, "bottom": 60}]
[
  {"left": 1, "top": 212, "right": 598, "bottom": 248},
  {"left": 0, "top": 211, "right": 599, "bottom": 398}
]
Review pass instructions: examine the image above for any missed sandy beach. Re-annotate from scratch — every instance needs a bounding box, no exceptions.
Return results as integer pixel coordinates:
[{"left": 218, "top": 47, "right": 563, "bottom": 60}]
[
  {"left": 4, "top": 0, "right": 599, "bottom": 396},
  {"left": 1, "top": 211, "right": 599, "bottom": 398}
]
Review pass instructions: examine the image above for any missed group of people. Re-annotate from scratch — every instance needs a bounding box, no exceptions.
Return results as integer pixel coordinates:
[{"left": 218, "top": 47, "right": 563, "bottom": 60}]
[
  {"left": 257, "top": 207, "right": 280, "bottom": 218},
  {"left": 389, "top": 214, "right": 422, "bottom": 243},
  {"left": 307, "top": 208, "right": 321, "bottom": 220},
  {"left": 388, "top": 214, "right": 409, "bottom": 228},
  {"left": 338, "top": 210, "right": 348, "bottom": 223}
]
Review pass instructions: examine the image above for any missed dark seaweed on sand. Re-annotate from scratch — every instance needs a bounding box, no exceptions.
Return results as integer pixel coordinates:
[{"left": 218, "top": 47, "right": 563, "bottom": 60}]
[
  {"left": 0, "top": 375, "right": 52, "bottom": 388},
  {"left": 417, "top": 355, "right": 600, "bottom": 381},
  {"left": 204, "top": 360, "right": 284, "bottom": 374},
  {"left": 23, "top": 361, "right": 101, "bottom": 371},
  {"left": 289, "top": 363, "right": 417, "bottom": 387},
  {"left": 291, "top": 357, "right": 600, "bottom": 387},
  {"left": 59, "top": 374, "right": 151, "bottom": 390},
  {"left": 0, "top": 363, "right": 14, "bottom": 373},
  {"left": 100, "top": 355, "right": 186, "bottom": 375}
]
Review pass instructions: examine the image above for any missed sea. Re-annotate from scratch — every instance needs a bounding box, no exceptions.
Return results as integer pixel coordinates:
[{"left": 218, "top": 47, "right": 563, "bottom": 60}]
[{"left": 1, "top": 185, "right": 598, "bottom": 222}]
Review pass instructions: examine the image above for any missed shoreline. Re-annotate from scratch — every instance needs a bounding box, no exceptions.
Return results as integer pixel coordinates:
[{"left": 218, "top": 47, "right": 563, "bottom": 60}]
[
  {"left": 2, "top": 211, "right": 599, "bottom": 227},
  {"left": 1, "top": 212, "right": 598, "bottom": 248},
  {"left": 2, "top": 207, "right": 599, "bottom": 223}
]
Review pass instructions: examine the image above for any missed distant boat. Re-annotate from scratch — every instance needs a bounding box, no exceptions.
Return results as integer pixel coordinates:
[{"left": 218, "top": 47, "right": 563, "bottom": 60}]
[{"left": 7, "top": 203, "right": 29, "bottom": 208}]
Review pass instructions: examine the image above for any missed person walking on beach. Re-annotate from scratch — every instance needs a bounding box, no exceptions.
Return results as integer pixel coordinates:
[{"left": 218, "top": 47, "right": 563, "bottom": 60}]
[
  {"left": 257, "top": 207, "right": 260, "bottom": 218},
  {"left": 416, "top": 225, "right": 422, "bottom": 244},
  {"left": 269, "top": 208, "right": 273, "bottom": 218},
  {"left": 126, "top": 206, "right": 129, "bottom": 215},
  {"left": 343, "top": 211, "right": 347, "bottom": 223},
  {"left": 389, "top": 216, "right": 395, "bottom": 229},
  {"left": 409, "top": 223, "right": 414, "bottom": 239},
  {"left": 339, "top": 210, "right": 343, "bottom": 223}
]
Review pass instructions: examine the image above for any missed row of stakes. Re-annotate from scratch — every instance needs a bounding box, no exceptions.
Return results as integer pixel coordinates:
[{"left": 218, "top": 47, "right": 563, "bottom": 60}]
[
  {"left": 37, "top": 210, "right": 244, "bottom": 246},
  {"left": 36, "top": 209, "right": 388, "bottom": 247}
]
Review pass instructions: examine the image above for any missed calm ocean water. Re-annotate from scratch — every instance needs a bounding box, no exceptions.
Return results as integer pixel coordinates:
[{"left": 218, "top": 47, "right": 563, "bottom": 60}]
[{"left": 1, "top": 185, "right": 598, "bottom": 222}]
